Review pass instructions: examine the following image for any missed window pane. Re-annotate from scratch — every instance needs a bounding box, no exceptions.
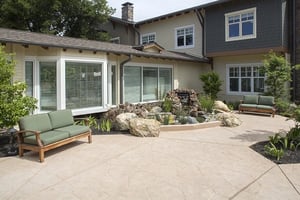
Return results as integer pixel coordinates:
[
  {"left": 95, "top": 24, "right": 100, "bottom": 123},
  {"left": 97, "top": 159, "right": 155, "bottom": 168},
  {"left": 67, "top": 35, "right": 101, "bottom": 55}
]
[
  {"left": 111, "top": 65, "right": 117, "bottom": 105},
  {"left": 186, "top": 34, "right": 193, "bottom": 46},
  {"left": 177, "top": 35, "right": 184, "bottom": 46},
  {"left": 254, "top": 78, "right": 264, "bottom": 92},
  {"left": 40, "top": 62, "right": 57, "bottom": 111},
  {"left": 25, "top": 61, "right": 33, "bottom": 97},
  {"left": 230, "top": 78, "right": 239, "bottom": 92},
  {"left": 242, "top": 21, "right": 253, "bottom": 36},
  {"left": 66, "top": 62, "right": 102, "bottom": 109},
  {"left": 229, "top": 24, "right": 239, "bottom": 37},
  {"left": 241, "top": 78, "right": 251, "bottom": 92},
  {"left": 229, "top": 67, "right": 239, "bottom": 77},
  {"left": 143, "top": 68, "right": 158, "bottom": 101},
  {"left": 159, "top": 68, "right": 172, "bottom": 99},
  {"left": 124, "top": 66, "right": 141, "bottom": 103}
]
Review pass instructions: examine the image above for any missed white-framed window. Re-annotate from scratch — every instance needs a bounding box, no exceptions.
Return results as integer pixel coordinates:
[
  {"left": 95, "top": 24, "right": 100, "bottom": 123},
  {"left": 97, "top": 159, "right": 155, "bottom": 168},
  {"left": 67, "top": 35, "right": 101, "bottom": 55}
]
[
  {"left": 24, "top": 56, "right": 108, "bottom": 115},
  {"left": 141, "top": 33, "right": 156, "bottom": 45},
  {"left": 225, "top": 8, "right": 256, "bottom": 41},
  {"left": 65, "top": 61, "right": 103, "bottom": 110},
  {"left": 227, "top": 63, "right": 265, "bottom": 94},
  {"left": 175, "top": 25, "right": 194, "bottom": 49},
  {"left": 123, "top": 64, "right": 173, "bottom": 103}
]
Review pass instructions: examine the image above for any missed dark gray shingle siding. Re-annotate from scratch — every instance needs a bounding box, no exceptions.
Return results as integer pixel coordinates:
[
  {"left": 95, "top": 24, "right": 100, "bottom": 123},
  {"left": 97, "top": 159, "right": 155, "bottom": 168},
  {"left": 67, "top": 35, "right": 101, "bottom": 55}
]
[{"left": 206, "top": 0, "right": 286, "bottom": 54}]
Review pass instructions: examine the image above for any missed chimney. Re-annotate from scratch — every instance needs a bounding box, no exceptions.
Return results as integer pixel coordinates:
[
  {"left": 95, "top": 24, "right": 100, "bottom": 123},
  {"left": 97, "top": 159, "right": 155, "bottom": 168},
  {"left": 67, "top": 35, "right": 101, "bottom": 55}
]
[{"left": 122, "top": 2, "right": 134, "bottom": 22}]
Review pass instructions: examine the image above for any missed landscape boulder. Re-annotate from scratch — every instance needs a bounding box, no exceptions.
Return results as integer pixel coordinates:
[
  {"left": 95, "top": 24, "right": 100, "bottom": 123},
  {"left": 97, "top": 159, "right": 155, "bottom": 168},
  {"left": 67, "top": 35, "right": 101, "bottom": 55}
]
[
  {"left": 214, "top": 101, "right": 231, "bottom": 112},
  {"left": 129, "top": 118, "right": 160, "bottom": 137},
  {"left": 116, "top": 113, "right": 138, "bottom": 131},
  {"left": 215, "top": 112, "right": 242, "bottom": 127}
]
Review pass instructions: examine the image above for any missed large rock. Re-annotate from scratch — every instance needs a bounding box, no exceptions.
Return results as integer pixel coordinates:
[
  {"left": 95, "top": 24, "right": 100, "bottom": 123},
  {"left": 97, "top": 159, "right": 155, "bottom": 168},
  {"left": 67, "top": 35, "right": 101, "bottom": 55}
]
[
  {"left": 129, "top": 118, "right": 160, "bottom": 137},
  {"left": 214, "top": 101, "right": 230, "bottom": 112},
  {"left": 116, "top": 113, "right": 138, "bottom": 131},
  {"left": 150, "top": 106, "right": 162, "bottom": 114},
  {"left": 215, "top": 112, "right": 242, "bottom": 127}
]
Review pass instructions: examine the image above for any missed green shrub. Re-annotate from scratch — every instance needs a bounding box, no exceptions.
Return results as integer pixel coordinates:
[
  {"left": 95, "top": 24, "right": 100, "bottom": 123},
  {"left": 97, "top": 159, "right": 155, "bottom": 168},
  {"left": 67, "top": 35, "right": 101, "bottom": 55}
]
[
  {"left": 199, "top": 95, "right": 215, "bottom": 113},
  {"left": 200, "top": 71, "right": 222, "bottom": 100},
  {"left": 162, "top": 98, "right": 172, "bottom": 112}
]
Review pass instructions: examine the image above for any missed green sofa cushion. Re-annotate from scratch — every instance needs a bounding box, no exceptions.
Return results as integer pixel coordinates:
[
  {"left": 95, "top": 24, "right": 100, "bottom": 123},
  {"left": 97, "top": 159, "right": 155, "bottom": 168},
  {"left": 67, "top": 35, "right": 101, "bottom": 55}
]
[
  {"left": 48, "top": 110, "right": 74, "bottom": 129},
  {"left": 24, "top": 130, "right": 69, "bottom": 146},
  {"left": 19, "top": 113, "right": 52, "bottom": 136},
  {"left": 257, "top": 105, "right": 275, "bottom": 110},
  {"left": 259, "top": 96, "right": 274, "bottom": 106},
  {"left": 243, "top": 95, "right": 259, "bottom": 104},
  {"left": 239, "top": 104, "right": 257, "bottom": 109},
  {"left": 55, "top": 125, "right": 90, "bottom": 137}
]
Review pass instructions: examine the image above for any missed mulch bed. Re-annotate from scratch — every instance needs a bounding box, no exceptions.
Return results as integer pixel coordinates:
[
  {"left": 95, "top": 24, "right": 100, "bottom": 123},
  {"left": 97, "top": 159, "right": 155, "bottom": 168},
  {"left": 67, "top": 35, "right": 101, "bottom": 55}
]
[{"left": 250, "top": 141, "right": 300, "bottom": 164}]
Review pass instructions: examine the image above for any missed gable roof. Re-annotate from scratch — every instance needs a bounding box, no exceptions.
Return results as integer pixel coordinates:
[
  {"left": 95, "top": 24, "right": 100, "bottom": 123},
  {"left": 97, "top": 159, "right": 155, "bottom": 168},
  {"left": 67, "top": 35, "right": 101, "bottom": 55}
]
[{"left": 0, "top": 28, "right": 208, "bottom": 63}]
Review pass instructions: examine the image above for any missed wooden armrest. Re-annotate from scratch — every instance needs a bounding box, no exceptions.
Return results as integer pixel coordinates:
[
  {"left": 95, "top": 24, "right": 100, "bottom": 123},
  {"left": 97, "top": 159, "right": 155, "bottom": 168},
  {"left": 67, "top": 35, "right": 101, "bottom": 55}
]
[
  {"left": 17, "top": 130, "right": 43, "bottom": 147},
  {"left": 239, "top": 100, "right": 244, "bottom": 104}
]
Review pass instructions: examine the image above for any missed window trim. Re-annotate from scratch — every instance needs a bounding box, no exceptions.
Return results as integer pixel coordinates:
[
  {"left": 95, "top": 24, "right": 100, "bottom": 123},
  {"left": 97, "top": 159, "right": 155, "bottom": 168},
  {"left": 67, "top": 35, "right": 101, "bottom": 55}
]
[
  {"left": 62, "top": 57, "right": 107, "bottom": 115},
  {"left": 140, "top": 32, "right": 156, "bottom": 45},
  {"left": 226, "top": 63, "right": 265, "bottom": 95},
  {"left": 175, "top": 24, "right": 195, "bottom": 49},
  {"left": 225, "top": 7, "right": 257, "bottom": 42}
]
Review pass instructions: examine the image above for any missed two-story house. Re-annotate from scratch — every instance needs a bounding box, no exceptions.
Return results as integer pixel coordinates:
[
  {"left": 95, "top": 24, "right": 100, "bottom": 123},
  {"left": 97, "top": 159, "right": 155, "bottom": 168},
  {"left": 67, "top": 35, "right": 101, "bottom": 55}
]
[{"left": 109, "top": 0, "right": 295, "bottom": 102}]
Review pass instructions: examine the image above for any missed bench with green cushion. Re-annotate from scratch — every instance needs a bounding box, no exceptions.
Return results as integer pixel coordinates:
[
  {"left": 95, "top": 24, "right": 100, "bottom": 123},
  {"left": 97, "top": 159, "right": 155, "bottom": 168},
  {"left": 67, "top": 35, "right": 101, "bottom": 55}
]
[
  {"left": 239, "top": 95, "right": 275, "bottom": 117},
  {"left": 17, "top": 110, "right": 92, "bottom": 162}
]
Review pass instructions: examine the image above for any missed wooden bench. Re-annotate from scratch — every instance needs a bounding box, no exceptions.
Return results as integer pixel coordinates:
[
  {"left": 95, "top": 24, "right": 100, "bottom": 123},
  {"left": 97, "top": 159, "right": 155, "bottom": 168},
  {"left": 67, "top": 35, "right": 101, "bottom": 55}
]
[
  {"left": 17, "top": 110, "right": 92, "bottom": 162},
  {"left": 239, "top": 95, "right": 276, "bottom": 117}
]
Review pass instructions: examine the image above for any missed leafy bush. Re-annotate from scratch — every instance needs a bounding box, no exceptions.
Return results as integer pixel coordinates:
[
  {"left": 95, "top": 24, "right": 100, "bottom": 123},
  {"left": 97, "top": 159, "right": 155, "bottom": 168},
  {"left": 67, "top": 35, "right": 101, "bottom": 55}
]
[
  {"left": 162, "top": 98, "right": 172, "bottom": 112},
  {"left": 200, "top": 71, "right": 222, "bottom": 100},
  {"left": 0, "top": 46, "right": 37, "bottom": 129},
  {"left": 199, "top": 95, "right": 215, "bottom": 113}
]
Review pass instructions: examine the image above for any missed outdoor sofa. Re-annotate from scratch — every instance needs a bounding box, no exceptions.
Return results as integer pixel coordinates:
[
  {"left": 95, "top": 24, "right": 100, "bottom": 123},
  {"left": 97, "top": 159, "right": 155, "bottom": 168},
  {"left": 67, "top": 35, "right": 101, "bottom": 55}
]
[
  {"left": 239, "top": 95, "right": 275, "bottom": 117},
  {"left": 17, "top": 109, "right": 92, "bottom": 162}
]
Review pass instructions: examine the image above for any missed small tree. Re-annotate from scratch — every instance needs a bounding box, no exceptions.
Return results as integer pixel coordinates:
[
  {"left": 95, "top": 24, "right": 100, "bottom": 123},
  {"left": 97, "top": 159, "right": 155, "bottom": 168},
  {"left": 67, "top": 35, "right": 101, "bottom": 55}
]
[
  {"left": 0, "top": 46, "right": 37, "bottom": 130},
  {"left": 200, "top": 71, "right": 222, "bottom": 100},
  {"left": 262, "top": 51, "right": 293, "bottom": 100}
]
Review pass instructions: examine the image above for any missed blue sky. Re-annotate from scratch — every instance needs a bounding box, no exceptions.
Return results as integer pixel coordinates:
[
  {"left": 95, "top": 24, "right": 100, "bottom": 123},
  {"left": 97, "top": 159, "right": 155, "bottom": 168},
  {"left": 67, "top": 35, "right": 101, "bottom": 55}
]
[{"left": 107, "top": 0, "right": 217, "bottom": 21}]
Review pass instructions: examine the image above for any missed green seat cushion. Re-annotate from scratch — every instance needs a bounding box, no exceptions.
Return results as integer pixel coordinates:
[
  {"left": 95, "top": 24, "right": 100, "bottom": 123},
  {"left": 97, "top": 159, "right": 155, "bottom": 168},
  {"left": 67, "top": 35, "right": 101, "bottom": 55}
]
[
  {"left": 19, "top": 114, "right": 52, "bottom": 136},
  {"left": 48, "top": 110, "right": 74, "bottom": 129},
  {"left": 55, "top": 125, "right": 90, "bottom": 137},
  {"left": 243, "top": 95, "right": 259, "bottom": 104},
  {"left": 239, "top": 104, "right": 257, "bottom": 109},
  {"left": 24, "top": 130, "right": 69, "bottom": 146},
  {"left": 259, "top": 96, "right": 274, "bottom": 106},
  {"left": 257, "top": 105, "right": 275, "bottom": 110}
]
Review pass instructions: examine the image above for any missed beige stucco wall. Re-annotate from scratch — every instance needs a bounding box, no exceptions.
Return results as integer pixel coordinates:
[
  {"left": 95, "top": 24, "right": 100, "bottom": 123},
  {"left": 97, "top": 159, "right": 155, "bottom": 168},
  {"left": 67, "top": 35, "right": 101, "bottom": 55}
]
[
  {"left": 138, "top": 12, "right": 203, "bottom": 57},
  {"left": 213, "top": 54, "right": 265, "bottom": 103}
]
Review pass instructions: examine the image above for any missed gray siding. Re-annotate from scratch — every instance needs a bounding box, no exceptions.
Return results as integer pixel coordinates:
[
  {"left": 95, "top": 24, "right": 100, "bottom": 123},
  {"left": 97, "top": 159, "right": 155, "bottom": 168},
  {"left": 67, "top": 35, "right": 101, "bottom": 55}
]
[{"left": 206, "top": 0, "right": 287, "bottom": 55}]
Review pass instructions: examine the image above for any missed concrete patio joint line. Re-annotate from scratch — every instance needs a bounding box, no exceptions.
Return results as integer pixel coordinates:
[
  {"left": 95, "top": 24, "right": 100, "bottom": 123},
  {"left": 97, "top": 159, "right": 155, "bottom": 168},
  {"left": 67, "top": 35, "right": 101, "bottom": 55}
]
[
  {"left": 229, "top": 165, "right": 276, "bottom": 200},
  {"left": 278, "top": 165, "right": 300, "bottom": 196}
]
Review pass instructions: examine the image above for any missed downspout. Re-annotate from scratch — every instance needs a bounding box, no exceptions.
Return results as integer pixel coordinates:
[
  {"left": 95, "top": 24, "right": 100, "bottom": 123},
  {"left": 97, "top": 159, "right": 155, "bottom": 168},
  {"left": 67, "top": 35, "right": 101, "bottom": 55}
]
[
  {"left": 195, "top": 8, "right": 213, "bottom": 70},
  {"left": 133, "top": 24, "right": 141, "bottom": 45},
  {"left": 120, "top": 54, "right": 133, "bottom": 104},
  {"left": 291, "top": 0, "right": 296, "bottom": 101}
]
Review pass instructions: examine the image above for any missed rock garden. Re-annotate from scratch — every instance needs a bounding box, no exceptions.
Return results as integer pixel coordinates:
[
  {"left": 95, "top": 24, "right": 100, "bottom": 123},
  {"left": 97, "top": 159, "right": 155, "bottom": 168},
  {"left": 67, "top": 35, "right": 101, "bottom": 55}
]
[{"left": 84, "top": 88, "right": 242, "bottom": 137}]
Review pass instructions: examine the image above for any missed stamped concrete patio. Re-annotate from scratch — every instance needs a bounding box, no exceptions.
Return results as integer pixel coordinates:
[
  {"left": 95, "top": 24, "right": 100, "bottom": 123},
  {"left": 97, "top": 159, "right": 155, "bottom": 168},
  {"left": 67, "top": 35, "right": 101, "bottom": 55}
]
[{"left": 0, "top": 113, "right": 300, "bottom": 200}]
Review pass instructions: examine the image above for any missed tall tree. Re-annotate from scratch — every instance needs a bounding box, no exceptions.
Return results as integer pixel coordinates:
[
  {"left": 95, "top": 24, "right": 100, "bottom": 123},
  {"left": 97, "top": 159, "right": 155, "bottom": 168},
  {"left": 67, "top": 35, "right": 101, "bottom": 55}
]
[{"left": 0, "top": 0, "right": 115, "bottom": 41}]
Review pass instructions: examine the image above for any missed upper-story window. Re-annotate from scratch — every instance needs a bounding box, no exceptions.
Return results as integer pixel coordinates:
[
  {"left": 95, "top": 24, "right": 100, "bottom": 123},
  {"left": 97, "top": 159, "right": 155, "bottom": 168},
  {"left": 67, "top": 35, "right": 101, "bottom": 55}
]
[
  {"left": 175, "top": 25, "right": 194, "bottom": 49},
  {"left": 141, "top": 33, "right": 156, "bottom": 44},
  {"left": 225, "top": 8, "right": 256, "bottom": 42}
]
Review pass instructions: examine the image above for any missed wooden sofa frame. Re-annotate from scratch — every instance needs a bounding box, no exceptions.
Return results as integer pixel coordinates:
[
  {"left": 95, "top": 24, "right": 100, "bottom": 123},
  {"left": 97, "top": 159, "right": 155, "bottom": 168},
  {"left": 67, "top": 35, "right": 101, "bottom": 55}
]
[
  {"left": 17, "top": 111, "right": 92, "bottom": 162},
  {"left": 17, "top": 130, "right": 92, "bottom": 162}
]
